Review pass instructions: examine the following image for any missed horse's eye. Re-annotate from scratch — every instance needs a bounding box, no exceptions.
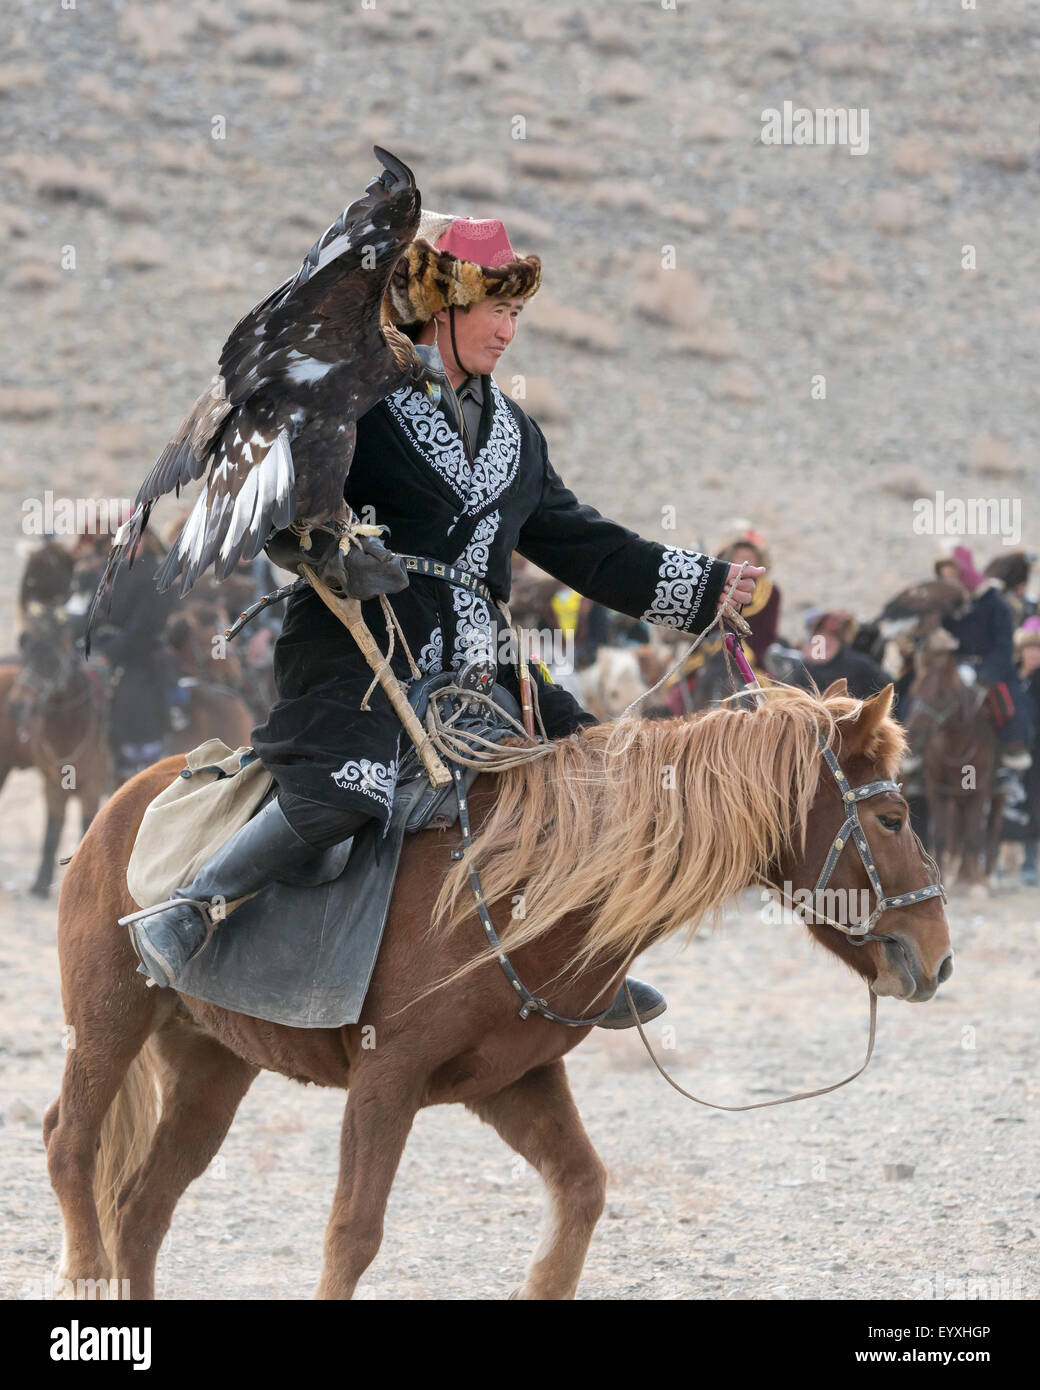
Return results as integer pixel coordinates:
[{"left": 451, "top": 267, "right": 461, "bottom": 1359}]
[{"left": 879, "top": 814, "right": 903, "bottom": 832}]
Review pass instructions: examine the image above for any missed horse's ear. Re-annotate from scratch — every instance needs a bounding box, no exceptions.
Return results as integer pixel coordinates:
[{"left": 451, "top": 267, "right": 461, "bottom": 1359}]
[
  {"left": 847, "top": 684, "right": 896, "bottom": 758},
  {"left": 822, "top": 678, "right": 849, "bottom": 699}
]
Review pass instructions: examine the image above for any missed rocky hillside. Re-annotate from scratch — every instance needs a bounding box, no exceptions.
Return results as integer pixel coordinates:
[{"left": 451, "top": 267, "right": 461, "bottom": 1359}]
[{"left": 2, "top": 0, "right": 1037, "bottom": 639}]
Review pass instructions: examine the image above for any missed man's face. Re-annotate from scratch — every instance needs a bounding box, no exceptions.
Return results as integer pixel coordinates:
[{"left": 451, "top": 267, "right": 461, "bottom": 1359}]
[
  {"left": 730, "top": 544, "right": 761, "bottom": 569},
  {"left": 436, "top": 296, "right": 524, "bottom": 376}
]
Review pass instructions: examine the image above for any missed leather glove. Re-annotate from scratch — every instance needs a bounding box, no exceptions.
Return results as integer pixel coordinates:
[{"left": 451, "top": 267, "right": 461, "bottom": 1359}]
[{"left": 265, "top": 527, "right": 409, "bottom": 601}]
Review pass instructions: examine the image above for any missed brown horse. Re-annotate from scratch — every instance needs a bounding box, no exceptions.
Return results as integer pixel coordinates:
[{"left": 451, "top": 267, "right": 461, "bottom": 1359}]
[
  {"left": 44, "top": 681, "right": 952, "bottom": 1300},
  {"left": 5, "top": 606, "right": 110, "bottom": 897},
  {"left": 906, "top": 640, "right": 1002, "bottom": 889},
  {"left": 163, "top": 606, "right": 257, "bottom": 752}
]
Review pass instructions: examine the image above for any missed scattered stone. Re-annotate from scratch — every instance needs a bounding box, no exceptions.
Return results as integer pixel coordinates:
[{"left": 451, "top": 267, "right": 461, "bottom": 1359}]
[
  {"left": 811, "top": 42, "right": 889, "bottom": 75},
  {"left": 632, "top": 260, "right": 710, "bottom": 330},
  {"left": 810, "top": 250, "right": 872, "bottom": 290},
  {"left": 497, "top": 375, "right": 565, "bottom": 422},
  {"left": 970, "top": 435, "right": 1017, "bottom": 479},
  {"left": 729, "top": 206, "right": 759, "bottom": 234},
  {"left": 527, "top": 299, "right": 620, "bottom": 353},
  {"left": 714, "top": 367, "right": 763, "bottom": 403},
  {"left": 873, "top": 190, "right": 919, "bottom": 235},
  {"left": 0, "top": 65, "right": 44, "bottom": 96},
  {"left": 926, "top": 107, "right": 980, "bottom": 132},
  {"left": 9, "top": 154, "right": 113, "bottom": 208},
  {"left": 581, "top": 15, "right": 634, "bottom": 54},
  {"left": 978, "top": 145, "right": 1031, "bottom": 174},
  {"left": 688, "top": 109, "right": 744, "bottom": 143},
  {"left": 0, "top": 205, "right": 32, "bottom": 239},
  {"left": 5, "top": 1099, "right": 38, "bottom": 1125},
  {"left": 8, "top": 260, "right": 60, "bottom": 293},
  {"left": 436, "top": 162, "right": 509, "bottom": 202},
  {"left": 0, "top": 387, "right": 61, "bottom": 421},
  {"left": 118, "top": 4, "right": 198, "bottom": 61},
  {"left": 590, "top": 179, "right": 656, "bottom": 213},
  {"left": 673, "top": 320, "right": 740, "bottom": 359},
  {"left": 598, "top": 61, "right": 649, "bottom": 105},
  {"left": 883, "top": 1163, "right": 915, "bottom": 1181},
  {"left": 227, "top": 24, "right": 308, "bottom": 66},
  {"left": 511, "top": 146, "right": 599, "bottom": 180},
  {"left": 76, "top": 73, "right": 136, "bottom": 117},
  {"left": 110, "top": 232, "right": 168, "bottom": 273},
  {"left": 96, "top": 422, "right": 148, "bottom": 458},
  {"left": 449, "top": 40, "right": 514, "bottom": 83},
  {"left": 522, "top": 9, "right": 568, "bottom": 43},
  {"left": 894, "top": 137, "right": 946, "bottom": 179},
  {"left": 762, "top": 37, "right": 800, "bottom": 60},
  {"left": 666, "top": 204, "right": 710, "bottom": 232}
]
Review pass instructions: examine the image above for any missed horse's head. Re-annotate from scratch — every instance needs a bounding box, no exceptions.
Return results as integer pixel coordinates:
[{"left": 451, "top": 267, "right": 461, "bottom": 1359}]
[
  {"left": 904, "top": 629, "right": 966, "bottom": 747},
  {"left": 10, "top": 603, "right": 83, "bottom": 722},
  {"left": 772, "top": 679, "right": 953, "bottom": 1002}
]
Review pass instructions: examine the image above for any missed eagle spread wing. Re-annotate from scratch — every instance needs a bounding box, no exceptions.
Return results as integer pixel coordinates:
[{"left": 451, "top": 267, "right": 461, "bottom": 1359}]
[
  {"left": 879, "top": 580, "right": 967, "bottom": 622},
  {"left": 87, "top": 146, "right": 424, "bottom": 646}
]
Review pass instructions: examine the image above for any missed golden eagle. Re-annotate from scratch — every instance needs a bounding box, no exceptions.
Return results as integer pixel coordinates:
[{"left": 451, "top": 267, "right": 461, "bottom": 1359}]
[{"left": 87, "top": 146, "right": 433, "bottom": 645}]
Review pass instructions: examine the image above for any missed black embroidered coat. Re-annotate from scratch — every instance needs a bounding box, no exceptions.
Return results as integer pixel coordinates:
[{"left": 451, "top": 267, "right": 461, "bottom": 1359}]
[{"left": 251, "top": 375, "right": 729, "bottom": 828}]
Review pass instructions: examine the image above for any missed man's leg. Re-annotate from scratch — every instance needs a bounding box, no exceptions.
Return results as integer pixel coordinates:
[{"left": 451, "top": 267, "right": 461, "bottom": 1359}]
[{"left": 129, "top": 793, "right": 373, "bottom": 988}]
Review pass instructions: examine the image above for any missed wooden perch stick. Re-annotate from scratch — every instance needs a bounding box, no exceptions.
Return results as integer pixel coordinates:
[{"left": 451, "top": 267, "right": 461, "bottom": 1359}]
[{"left": 300, "top": 563, "right": 452, "bottom": 789}]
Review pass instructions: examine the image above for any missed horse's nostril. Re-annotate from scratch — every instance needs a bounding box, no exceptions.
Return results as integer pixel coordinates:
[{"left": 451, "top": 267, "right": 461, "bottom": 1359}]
[{"left": 937, "top": 952, "right": 954, "bottom": 984}]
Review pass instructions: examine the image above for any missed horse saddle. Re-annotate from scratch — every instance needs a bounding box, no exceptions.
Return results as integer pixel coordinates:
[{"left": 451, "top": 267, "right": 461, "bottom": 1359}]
[{"left": 172, "top": 673, "right": 521, "bottom": 1029}]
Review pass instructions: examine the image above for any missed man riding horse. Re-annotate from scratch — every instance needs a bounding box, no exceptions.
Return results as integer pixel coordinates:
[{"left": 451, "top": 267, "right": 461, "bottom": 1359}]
[{"left": 122, "top": 199, "right": 762, "bottom": 1016}]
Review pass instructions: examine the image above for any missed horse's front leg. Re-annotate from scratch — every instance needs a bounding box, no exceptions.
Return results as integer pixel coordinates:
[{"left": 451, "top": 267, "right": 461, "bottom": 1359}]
[
  {"left": 31, "top": 777, "right": 66, "bottom": 897},
  {"left": 467, "top": 1059, "right": 607, "bottom": 1300},
  {"left": 316, "top": 1062, "right": 423, "bottom": 1300}
]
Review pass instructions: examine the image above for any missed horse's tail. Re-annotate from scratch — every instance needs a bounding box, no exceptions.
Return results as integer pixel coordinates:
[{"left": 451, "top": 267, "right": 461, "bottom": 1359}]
[{"left": 95, "top": 1043, "right": 160, "bottom": 1262}]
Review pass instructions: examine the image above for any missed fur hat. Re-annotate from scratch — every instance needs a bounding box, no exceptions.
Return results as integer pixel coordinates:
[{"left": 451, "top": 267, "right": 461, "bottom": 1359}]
[
  {"left": 717, "top": 522, "right": 771, "bottom": 570},
  {"left": 384, "top": 211, "right": 542, "bottom": 330}
]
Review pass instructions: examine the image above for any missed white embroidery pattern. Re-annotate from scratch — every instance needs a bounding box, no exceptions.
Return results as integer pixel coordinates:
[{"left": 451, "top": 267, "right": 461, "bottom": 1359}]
[
  {"left": 451, "top": 513, "right": 499, "bottom": 668},
  {"left": 641, "top": 547, "right": 713, "bottom": 631},
  {"left": 385, "top": 376, "right": 521, "bottom": 516},
  {"left": 330, "top": 755, "right": 399, "bottom": 814},
  {"left": 417, "top": 625, "right": 443, "bottom": 675}
]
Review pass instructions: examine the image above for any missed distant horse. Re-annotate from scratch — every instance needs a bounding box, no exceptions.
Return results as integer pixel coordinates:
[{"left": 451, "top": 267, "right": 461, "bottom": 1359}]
[
  {"left": 577, "top": 645, "right": 649, "bottom": 720},
  {"left": 163, "top": 608, "right": 256, "bottom": 754},
  {"left": 906, "top": 640, "right": 1002, "bottom": 888},
  {"left": 45, "top": 682, "right": 951, "bottom": 1300},
  {"left": 5, "top": 605, "right": 110, "bottom": 896}
]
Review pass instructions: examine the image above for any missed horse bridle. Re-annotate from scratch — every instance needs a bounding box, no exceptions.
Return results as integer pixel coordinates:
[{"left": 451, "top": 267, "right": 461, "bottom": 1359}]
[{"left": 800, "top": 734, "right": 946, "bottom": 946}]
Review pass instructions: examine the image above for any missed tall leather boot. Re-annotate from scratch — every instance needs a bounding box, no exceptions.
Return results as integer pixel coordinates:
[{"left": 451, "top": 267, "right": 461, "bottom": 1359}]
[{"left": 126, "top": 797, "right": 343, "bottom": 989}]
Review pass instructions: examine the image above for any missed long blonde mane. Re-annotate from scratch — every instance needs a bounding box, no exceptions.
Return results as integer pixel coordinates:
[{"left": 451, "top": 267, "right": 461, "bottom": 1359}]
[{"left": 430, "top": 683, "right": 905, "bottom": 984}]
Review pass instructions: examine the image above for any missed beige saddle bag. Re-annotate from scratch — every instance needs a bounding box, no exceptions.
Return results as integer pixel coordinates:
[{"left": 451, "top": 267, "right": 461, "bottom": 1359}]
[{"left": 125, "top": 740, "right": 274, "bottom": 909}]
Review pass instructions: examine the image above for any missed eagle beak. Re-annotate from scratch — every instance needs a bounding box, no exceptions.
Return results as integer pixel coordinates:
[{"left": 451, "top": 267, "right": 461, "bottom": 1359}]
[{"left": 372, "top": 145, "right": 414, "bottom": 192}]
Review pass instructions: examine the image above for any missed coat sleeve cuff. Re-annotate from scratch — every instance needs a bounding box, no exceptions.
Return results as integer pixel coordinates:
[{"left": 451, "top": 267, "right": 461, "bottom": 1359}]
[{"left": 639, "top": 548, "right": 728, "bottom": 636}]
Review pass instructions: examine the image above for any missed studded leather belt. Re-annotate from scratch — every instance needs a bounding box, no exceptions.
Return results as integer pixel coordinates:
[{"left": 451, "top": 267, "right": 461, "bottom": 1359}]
[{"left": 398, "top": 554, "right": 495, "bottom": 606}]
